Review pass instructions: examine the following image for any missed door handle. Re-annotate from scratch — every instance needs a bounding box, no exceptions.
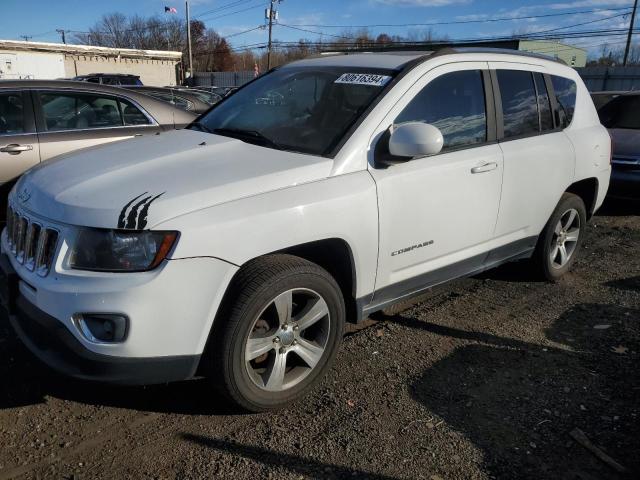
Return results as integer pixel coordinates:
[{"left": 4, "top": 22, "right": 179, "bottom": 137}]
[
  {"left": 0, "top": 144, "right": 33, "bottom": 155},
  {"left": 471, "top": 162, "right": 498, "bottom": 174}
]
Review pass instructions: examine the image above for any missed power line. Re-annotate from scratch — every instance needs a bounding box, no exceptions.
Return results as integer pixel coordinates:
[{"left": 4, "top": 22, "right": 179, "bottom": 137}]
[
  {"left": 268, "top": 27, "right": 640, "bottom": 49},
  {"left": 529, "top": 11, "right": 633, "bottom": 35},
  {"left": 278, "top": 24, "right": 357, "bottom": 40},
  {"left": 197, "top": 1, "right": 267, "bottom": 22},
  {"left": 224, "top": 25, "right": 265, "bottom": 39},
  {"left": 284, "top": 6, "right": 634, "bottom": 29},
  {"left": 279, "top": 11, "right": 635, "bottom": 44},
  {"left": 195, "top": 0, "right": 253, "bottom": 18}
]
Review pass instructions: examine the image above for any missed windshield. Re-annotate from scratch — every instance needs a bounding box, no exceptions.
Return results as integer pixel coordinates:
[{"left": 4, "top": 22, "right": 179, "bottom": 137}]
[
  {"left": 598, "top": 95, "right": 640, "bottom": 130},
  {"left": 192, "top": 67, "right": 396, "bottom": 156}
]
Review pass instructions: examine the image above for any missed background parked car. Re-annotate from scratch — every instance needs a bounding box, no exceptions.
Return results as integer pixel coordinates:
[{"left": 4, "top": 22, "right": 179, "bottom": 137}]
[
  {"left": 595, "top": 91, "right": 640, "bottom": 199},
  {"left": 72, "top": 73, "right": 143, "bottom": 86},
  {"left": 121, "top": 86, "right": 219, "bottom": 114},
  {"left": 195, "top": 86, "right": 239, "bottom": 97},
  {"left": 590, "top": 91, "right": 625, "bottom": 110},
  {"left": 171, "top": 87, "right": 223, "bottom": 106},
  {"left": 0, "top": 80, "right": 196, "bottom": 184}
]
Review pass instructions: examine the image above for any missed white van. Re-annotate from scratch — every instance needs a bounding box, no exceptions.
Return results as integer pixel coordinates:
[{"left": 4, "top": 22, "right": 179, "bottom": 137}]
[{"left": 0, "top": 49, "right": 611, "bottom": 411}]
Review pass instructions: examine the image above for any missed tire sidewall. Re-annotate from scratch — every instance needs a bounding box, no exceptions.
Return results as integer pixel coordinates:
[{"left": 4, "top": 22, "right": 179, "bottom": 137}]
[
  {"left": 225, "top": 269, "right": 344, "bottom": 411},
  {"left": 538, "top": 194, "right": 587, "bottom": 281}
]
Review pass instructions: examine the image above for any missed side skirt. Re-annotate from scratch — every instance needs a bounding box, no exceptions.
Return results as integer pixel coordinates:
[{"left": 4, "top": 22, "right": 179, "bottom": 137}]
[{"left": 356, "top": 236, "right": 538, "bottom": 321}]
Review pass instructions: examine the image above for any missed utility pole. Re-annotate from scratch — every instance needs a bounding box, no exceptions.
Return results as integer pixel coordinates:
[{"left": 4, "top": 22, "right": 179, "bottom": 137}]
[
  {"left": 266, "top": 0, "right": 281, "bottom": 70},
  {"left": 624, "top": 0, "right": 638, "bottom": 66},
  {"left": 20, "top": 35, "right": 32, "bottom": 42},
  {"left": 186, "top": 0, "right": 194, "bottom": 79},
  {"left": 56, "top": 29, "right": 67, "bottom": 44}
]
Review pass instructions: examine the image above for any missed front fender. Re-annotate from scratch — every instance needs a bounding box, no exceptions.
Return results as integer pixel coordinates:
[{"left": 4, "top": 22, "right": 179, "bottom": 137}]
[{"left": 154, "top": 171, "right": 379, "bottom": 299}]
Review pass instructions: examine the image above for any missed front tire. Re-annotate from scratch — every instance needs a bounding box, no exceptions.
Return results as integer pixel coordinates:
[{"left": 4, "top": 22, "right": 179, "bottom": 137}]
[
  {"left": 533, "top": 192, "right": 587, "bottom": 281},
  {"left": 209, "top": 254, "right": 345, "bottom": 412}
]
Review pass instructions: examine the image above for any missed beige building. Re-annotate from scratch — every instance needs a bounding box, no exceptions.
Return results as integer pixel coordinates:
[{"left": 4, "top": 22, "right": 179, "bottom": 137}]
[
  {"left": 0, "top": 40, "right": 182, "bottom": 86},
  {"left": 518, "top": 40, "right": 587, "bottom": 68}
]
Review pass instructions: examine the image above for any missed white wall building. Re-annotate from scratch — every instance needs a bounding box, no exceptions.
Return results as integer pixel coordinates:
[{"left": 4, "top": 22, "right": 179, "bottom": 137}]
[{"left": 0, "top": 40, "right": 183, "bottom": 86}]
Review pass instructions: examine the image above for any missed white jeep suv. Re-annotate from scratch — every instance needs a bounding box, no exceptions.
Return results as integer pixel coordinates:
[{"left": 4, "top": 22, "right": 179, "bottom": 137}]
[{"left": 0, "top": 49, "right": 611, "bottom": 411}]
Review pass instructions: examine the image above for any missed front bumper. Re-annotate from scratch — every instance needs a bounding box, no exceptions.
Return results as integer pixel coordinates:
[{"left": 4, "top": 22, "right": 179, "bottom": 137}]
[
  {"left": 0, "top": 253, "right": 202, "bottom": 385},
  {"left": 0, "top": 217, "right": 239, "bottom": 384}
]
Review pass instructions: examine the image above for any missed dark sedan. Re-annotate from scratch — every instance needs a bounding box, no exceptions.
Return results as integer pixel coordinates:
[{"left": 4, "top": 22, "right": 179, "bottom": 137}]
[{"left": 596, "top": 92, "right": 640, "bottom": 199}]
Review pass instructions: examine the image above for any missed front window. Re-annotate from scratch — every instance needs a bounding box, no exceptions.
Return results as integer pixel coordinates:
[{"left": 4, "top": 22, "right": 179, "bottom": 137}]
[
  {"left": 395, "top": 70, "right": 487, "bottom": 151},
  {"left": 39, "top": 91, "right": 151, "bottom": 131},
  {"left": 192, "top": 67, "right": 397, "bottom": 156}
]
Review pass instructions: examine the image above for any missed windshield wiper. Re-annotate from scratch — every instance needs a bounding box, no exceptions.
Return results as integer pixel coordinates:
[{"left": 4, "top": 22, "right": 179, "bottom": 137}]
[{"left": 212, "top": 127, "right": 284, "bottom": 150}]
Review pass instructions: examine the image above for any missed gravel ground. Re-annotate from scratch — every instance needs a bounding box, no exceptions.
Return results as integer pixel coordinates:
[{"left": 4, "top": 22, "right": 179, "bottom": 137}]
[{"left": 0, "top": 201, "right": 638, "bottom": 480}]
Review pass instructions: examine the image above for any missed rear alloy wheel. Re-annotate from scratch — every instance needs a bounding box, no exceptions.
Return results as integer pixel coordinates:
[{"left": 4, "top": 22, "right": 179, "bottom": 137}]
[
  {"left": 209, "top": 254, "right": 345, "bottom": 412},
  {"left": 533, "top": 192, "right": 587, "bottom": 281},
  {"left": 549, "top": 208, "right": 581, "bottom": 269}
]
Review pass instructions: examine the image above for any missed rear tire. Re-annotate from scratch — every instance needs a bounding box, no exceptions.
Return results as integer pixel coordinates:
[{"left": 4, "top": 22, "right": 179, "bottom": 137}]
[
  {"left": 208, "top": 254, "right": 345, "bottom": 412},
  {"left": 532, "top": 192, "right": 586, "bottom": 281}
]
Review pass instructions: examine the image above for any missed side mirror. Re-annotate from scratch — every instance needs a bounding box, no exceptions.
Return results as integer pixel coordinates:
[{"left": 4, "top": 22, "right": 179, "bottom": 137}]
[{"left": 388, "top": 122, "right": 444, "bottom": 158}]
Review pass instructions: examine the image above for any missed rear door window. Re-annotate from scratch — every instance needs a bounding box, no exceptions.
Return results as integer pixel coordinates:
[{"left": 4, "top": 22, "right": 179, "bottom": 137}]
[
  {"left": 39, "top": 92, "right": 124, "bottom": 131},
  {"left": 119, "top": 98, "right": 152, "bottom": 126},
  {"left": 395, "top": 70, "right": 487, "bottom": 151},
  {"left": 0, "top": 92, "right": 25, "bottom": 135},
  {"left": 550, "top": 75, "right": 577, "bottom": 128},
  {"left": 496, "top": 70, "right": 539, "bottom": 139}
]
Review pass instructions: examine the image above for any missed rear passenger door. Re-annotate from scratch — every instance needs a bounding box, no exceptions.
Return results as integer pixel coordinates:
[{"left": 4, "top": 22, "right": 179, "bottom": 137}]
[
  {"left": 0, "top": 90, "right": 40, "bottom": 184},
  {"left": 33, "top": 90, "right": 160, "bottom": 161},
  {"left": 490, "top": 64, "right": 575, "bottom": 241}
]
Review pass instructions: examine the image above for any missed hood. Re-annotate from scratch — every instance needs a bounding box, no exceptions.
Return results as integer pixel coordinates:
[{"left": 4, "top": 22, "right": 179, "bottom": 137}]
[
  {"left": 14, "top": 129, "right": 333, "bottom": 229},
  {"left": 609, "top": 128, "right": 640, "bottom": 160}
]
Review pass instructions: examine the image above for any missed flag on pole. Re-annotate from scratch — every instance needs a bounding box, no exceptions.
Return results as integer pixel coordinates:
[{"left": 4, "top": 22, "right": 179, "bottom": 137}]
[{"left": 164, "top": 6, "right": 177, "bottom": 13}]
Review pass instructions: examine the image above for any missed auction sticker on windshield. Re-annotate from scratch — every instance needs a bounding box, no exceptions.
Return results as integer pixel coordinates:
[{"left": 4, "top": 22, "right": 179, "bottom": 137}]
[{"left": 334, "top": 73, "right": 392, "bottom": 87}]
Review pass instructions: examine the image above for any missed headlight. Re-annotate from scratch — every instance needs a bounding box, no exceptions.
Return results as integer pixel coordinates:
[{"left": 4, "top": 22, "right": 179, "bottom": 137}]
[{"left": 69, "top": 229, "right": 178, "bottom": 272}]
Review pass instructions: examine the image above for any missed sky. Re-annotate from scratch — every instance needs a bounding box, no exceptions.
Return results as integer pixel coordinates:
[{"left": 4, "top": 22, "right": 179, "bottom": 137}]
[{"left": 0, "top": 0, "right": 637, "bottom": 57}]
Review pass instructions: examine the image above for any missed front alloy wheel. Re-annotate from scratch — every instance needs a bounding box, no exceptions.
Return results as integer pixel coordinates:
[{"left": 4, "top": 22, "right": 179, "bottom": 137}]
[
  {"left": 209, "top": 254, "right": 345, "bottom": 412},
  {"left": 245, "top": 288, "right": 330, "bottom": 392}
]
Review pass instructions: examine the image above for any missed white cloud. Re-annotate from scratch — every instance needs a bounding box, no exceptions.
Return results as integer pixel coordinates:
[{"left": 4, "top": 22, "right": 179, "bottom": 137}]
[
  {"left": 547, "top": 0, "right": 633, "bottom": 9},
  {"left": 375, "top": 0, "right": 473, "bottom": 6}
]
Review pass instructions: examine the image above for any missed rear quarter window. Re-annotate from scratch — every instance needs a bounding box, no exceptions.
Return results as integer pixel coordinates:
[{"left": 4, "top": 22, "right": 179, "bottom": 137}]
[{"left": 551, "top": 75, "right": 577, "bottom": 128}]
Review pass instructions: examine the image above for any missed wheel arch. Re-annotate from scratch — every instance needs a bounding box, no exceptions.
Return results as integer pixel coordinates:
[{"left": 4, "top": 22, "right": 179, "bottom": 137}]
[
  {"left": 275, "top": 238, "right": 358, "bottom": 323},
  {"left": 197, "top": 238, "right": 359, "bottom": 377},
  {"left": 566, "top": 177, "right": 599, "bottom": 219}
]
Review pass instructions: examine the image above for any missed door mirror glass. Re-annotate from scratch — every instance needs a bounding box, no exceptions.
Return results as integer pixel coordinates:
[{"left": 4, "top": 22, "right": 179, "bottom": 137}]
[{"left": 388, "top": 122, "right": 444, "bottom": 158}]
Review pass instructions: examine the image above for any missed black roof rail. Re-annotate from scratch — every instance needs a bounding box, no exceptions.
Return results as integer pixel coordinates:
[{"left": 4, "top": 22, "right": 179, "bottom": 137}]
[{"left": 319, "top": 44, "right": 568, "bottom": 65}]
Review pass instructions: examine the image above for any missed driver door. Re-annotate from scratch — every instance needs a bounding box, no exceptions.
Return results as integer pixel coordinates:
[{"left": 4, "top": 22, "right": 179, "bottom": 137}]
[{"left": 368, "top": 62, "right": 503, "bottom": 303}]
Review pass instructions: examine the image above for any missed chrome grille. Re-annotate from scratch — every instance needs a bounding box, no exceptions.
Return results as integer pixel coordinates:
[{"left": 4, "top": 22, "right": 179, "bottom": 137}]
[{"left": 5, "top": 205, "right": 59, "bottom": 276}]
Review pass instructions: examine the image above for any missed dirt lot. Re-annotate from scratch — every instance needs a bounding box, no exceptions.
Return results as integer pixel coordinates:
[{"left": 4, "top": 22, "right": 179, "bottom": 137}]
[{"left": 1, "top": 201, "right": 639, "bottom": 480}]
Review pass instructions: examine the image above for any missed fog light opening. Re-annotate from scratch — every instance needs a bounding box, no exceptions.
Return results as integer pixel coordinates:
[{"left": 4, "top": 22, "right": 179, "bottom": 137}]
[{"left": 73, "top": 314, "right": 128, "bottom": 343}]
